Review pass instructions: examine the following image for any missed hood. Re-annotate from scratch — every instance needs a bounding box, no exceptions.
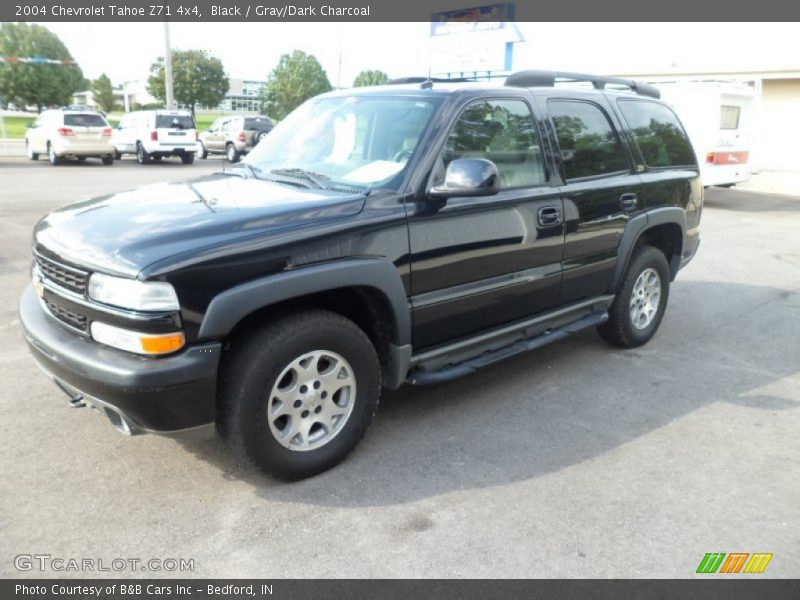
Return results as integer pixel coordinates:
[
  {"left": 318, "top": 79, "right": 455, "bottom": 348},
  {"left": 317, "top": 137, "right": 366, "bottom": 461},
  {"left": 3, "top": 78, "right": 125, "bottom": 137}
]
[{"left": 34, "top": 173, "right": 367, "bottom": 278}]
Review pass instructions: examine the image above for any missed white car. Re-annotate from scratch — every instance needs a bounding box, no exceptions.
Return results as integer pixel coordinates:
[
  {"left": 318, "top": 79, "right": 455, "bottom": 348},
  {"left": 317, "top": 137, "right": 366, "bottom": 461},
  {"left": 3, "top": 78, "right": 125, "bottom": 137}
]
[
  {"left": 26, "top": 109, "right": 115, "bottom": 166},
  {"left": 112, "top": 110, "right": 200, "bottom": 165}
]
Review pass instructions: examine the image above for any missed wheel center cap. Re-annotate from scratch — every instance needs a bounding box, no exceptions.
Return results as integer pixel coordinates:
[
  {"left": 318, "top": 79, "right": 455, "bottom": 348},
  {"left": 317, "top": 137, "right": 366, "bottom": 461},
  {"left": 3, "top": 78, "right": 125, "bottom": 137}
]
[{"left": 306, "top": 389, "right": 319, "bottom": 407}]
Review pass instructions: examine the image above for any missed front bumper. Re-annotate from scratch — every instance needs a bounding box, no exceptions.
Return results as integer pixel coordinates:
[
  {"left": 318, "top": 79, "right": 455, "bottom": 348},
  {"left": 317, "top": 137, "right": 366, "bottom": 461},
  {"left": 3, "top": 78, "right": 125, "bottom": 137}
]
[{"left": 19, "top": 285, "right": 221, "bottom": 439}]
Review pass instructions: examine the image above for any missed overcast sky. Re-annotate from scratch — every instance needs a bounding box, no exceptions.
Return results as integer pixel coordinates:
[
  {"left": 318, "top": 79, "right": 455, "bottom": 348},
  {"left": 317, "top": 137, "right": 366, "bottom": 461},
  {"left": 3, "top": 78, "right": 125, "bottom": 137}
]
[{"left": 42, "top": 22, "right": 799, "bottom": 86}]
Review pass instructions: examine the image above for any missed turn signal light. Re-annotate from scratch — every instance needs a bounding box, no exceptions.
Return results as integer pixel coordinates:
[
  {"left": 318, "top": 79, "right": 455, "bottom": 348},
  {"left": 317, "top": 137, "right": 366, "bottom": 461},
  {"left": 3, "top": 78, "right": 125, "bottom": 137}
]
[
  {"left": 102, "top": 127, "right": 112, "bottom": 136},
  {"left": 150, "top": 130, "right": 159, "bottom": 141},
  {"left": 57, "top": 127, "right": 74, "bottom": 136},
  {"left": 706, "top": 152, "right": 715, "bottom": 164},
  {"left": 238, "top": 131, "right": 246, "bottom": 142},
  {"left": 91, "top": 321, "right": 185, "bottom": 356},
  {"left": 140, "top": 333, "right": 186, "bottom": 355}
]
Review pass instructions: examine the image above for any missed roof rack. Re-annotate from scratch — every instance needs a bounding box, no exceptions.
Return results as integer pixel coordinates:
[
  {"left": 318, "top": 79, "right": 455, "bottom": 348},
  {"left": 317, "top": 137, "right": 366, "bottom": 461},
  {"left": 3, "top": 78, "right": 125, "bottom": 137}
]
[
  {"left": 504, "top": 70, "right": 660, "bottom": 99},
  {"left": 386, "top": 76, "right": 475, "bottom": 89}
]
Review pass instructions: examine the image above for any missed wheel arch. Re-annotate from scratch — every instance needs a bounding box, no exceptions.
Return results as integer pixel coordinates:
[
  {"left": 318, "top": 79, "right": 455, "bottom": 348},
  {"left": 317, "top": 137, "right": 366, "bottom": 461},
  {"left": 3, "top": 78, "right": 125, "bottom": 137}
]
[{"left": 610, "top": 207, "right": 686, "bottom": 292}]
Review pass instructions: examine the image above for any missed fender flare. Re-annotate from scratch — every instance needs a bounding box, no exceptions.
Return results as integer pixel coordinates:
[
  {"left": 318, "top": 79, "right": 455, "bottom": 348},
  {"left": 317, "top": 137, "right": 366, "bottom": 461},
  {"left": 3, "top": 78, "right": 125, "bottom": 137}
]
[
  {"left": 197, "top": 258, "right": 412, "bottom": 347},
  {"left": 609, "top": 207, "right": 686, "bottom": 292}
]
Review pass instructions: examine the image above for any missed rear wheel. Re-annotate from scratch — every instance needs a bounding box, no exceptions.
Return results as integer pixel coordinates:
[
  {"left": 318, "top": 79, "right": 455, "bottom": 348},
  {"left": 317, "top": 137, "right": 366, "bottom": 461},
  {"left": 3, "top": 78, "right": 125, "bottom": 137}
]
[
  {"left": 136, "top": 142, "right": 151, "bottom": 165},
  {"left": 598, "top": 244, "right": 670, "bottom": 348},
  {"left": 219, "top": 309, "right": 381, "bottom": 480},
  {"left": 181, "top": 152, "right": 195, "bottom": 165},
  {"left": 114, "top": 150, "right": 122, "bottom": 160},
  {"left": 101, "top": 154, "right": 114, "bottom": 166},
  {"left": 47, "top": 143, "right": 61, "bottom": 165},
  {"left": 256, "top": 130, "right": 269, "bottom": 144},
  {"left": 226, "top": 143, "right": 240, "bottom": 163},
  {"left": 26, "top": 140, "right": 39, "bottom": 160}
]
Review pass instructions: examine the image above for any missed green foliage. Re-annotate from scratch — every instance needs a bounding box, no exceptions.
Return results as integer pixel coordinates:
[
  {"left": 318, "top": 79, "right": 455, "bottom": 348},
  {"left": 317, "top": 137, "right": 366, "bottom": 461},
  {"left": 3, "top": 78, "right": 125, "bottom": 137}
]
[
  {"left": 260, "top": 50, "right": 331, "bottom": 121},
  {"left": 0, "top": 23, "right": 84, "bottom": 110},
  {"left": 0, "top": 114, "right": 36, "bottom": 138},
  {"left": 91, "top": 73, "right": 116, "bottom": 112},
  {"left": 147, "top": 49, "right": 229, "bottom": 113},
  {"left": 352, "top": 70, "right": 389, "bottom": 88}
]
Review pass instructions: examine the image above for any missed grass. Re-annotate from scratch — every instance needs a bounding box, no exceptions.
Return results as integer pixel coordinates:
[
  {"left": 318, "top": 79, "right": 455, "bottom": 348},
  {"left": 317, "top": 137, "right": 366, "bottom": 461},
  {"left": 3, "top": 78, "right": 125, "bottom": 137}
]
[{"left": 0, "top": 115, "right": 36, "bottom": 139}]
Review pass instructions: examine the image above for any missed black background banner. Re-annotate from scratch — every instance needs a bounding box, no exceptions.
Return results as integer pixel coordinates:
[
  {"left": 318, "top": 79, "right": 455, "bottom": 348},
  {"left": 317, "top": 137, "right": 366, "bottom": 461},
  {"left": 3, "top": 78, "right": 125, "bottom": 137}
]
[
  {"left": 2, "top": 0, "right": 800, "bottom": 22},
  {"left": 4, "top": 579, "right": 800, "bottom": 600}
]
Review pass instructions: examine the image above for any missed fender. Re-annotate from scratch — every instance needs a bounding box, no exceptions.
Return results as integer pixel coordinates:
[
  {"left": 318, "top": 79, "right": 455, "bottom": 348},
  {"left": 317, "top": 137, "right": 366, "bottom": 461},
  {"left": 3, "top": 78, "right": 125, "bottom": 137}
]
[
  {"left": 609, "top": 207, "right": 686, "bottom": 292},
  {"left": 198, "top": 258, "right": 412, "bottom": 349}
]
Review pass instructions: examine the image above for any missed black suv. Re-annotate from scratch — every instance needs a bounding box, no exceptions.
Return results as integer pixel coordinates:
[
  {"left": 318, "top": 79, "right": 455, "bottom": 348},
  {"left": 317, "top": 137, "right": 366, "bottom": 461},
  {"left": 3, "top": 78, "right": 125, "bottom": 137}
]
[{"left": 20, "top": 71, "right": 702, "bottom": 480}]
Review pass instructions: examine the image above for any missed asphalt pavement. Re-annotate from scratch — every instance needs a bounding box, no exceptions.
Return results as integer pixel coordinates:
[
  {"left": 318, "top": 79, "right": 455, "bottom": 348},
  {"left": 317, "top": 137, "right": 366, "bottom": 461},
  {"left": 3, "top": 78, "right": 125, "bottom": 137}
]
[{"left": 1, "top": 156, "right": 798, "bottom": 578}]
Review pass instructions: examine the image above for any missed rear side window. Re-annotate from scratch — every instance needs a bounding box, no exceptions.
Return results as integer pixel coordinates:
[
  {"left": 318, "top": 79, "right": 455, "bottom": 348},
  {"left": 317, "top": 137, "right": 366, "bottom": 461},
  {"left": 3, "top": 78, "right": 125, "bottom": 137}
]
[
  {"left": 617, "top": 99, "right": 695, "bottom": 167},
  {"left": 244, "top": 117, "right": 272, "bottom": 131},
  {"left": 64, "top": 113, "right": 107, "bottom": 127},
  {"left": 548, "top": 100, "right": 627, "bottom": 180},
  {"left": 720, "top": 105, "right": 741, "bottom": 130},
  {"left": 156, "top": 115, "right": 195, "bottom": 129},
  {"left": 442, "top": 98, "right": 546, "bottom": 188}
]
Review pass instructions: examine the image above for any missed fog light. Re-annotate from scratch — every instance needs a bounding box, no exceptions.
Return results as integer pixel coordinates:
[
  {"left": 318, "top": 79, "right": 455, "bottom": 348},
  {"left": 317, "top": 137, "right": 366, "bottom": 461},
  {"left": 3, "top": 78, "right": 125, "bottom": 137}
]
[{"left": 91, "top": 321, "right": 185, "bottom": 356}]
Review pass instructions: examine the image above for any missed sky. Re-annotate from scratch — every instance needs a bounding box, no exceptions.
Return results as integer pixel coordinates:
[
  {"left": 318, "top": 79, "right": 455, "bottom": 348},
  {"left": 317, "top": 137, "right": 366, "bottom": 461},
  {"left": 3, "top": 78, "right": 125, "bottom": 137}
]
[{"left": 41, "top": 22, "right": 800, "bottom": 87}]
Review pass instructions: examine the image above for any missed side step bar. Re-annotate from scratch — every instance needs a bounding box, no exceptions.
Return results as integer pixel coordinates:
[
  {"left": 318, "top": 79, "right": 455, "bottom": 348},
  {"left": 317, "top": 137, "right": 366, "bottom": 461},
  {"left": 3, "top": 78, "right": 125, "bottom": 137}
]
[{"left": 407, "top": 311, "right": 608, "bottom": 385}]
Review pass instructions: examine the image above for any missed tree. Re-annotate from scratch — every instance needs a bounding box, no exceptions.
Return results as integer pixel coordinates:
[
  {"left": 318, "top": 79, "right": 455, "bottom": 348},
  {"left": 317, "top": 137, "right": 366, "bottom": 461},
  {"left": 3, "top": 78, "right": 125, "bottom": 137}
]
[
  {"left": 91, "top": 73, "right": 116, "bottom": 112},
  {"left": 0, "top": 23, "right": 84, "bottom": 111},
  {"left": 147, "top": 49, "right": 229, "bottom": 113},
  {"left": 353, "top": 69, "right": 388, "bottom": 88},
  {"left": 260, "top": 50, "right": 331, "bottom": 121}
]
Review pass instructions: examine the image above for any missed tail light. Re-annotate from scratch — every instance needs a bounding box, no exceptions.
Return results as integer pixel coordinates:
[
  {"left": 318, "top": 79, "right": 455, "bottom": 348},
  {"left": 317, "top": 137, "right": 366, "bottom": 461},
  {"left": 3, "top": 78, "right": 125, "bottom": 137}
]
[
  {"left": 706, "top": 152, "right": 715, "bottom": 164},
  {"left": 56, "top": 127, "right": 74, "bottom": 137},
  {"left": 238, "top": 131, "right": 246, "bottom": 142},
  {"left": 150, "top": 131, "right": 158, "bottom": 141},
  {"left": 102, "top": 128, "right": 112, "bottom": 137}
]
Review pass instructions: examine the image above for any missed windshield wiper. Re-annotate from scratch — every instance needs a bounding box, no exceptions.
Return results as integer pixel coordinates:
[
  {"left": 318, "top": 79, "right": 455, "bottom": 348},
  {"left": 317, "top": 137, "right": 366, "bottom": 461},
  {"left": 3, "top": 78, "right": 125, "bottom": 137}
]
[
  {"left": 227, "top": 162, "right": 262, "bottom": 179},
  {"left": 270, "top": 168, "right": 329, "bottom": 190}
]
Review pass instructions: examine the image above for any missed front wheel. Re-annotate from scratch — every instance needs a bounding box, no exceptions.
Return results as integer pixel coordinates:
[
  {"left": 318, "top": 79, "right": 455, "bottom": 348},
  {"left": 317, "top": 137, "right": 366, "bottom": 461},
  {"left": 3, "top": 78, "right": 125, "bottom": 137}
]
[
  {"left": 198, "top": 142, "right": 208, "bottom": 159},
  {"left": 598, "top": 244, "right": 670, "bottom": 348},
  {"left": 219, "top": 309, "right": 381, "bottom": 480}
]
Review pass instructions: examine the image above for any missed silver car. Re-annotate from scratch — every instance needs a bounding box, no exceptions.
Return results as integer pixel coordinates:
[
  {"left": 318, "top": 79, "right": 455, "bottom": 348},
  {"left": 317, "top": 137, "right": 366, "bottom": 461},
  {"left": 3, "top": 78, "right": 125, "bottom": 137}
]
[{"left": 198, "top": 115, "right": 273, "bottom": 162}]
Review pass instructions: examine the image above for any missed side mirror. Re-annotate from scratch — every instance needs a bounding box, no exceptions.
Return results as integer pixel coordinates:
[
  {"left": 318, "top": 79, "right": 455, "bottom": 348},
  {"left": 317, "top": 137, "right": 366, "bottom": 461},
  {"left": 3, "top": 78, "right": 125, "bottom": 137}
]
[{"left": 428, "top": 158, "right": 501, "bottom": 198}]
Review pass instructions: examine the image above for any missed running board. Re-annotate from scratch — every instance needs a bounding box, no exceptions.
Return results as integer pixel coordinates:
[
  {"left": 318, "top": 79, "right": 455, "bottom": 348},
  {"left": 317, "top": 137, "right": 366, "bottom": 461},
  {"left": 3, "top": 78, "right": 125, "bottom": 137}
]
[{"left": 406, "top": 311, "right": 608, "bottom": 385}]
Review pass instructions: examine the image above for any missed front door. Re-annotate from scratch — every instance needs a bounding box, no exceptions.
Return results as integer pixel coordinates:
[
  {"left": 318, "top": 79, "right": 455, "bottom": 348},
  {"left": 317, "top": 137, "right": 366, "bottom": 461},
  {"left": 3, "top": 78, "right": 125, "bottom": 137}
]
[{"left": 407, "top": 97, "right": 564, "bottom": 350}]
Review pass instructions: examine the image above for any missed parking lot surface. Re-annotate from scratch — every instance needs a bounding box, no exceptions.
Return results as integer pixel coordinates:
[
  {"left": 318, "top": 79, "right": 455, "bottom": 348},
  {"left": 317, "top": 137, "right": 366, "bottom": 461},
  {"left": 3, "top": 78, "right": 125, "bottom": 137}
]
[{"left": 1, "top": 157, "right": 798, "bottom": 578}]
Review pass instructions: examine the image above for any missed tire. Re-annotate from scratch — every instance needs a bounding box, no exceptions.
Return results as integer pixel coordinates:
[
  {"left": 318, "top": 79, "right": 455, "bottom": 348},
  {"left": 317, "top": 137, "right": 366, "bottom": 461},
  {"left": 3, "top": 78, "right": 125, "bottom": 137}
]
[
  {"left": 219, "top": 309, "right": 381, "bottom": 480},
  {"left": 136, "top": 142, "right": 151, "bottom": 165},
  {"left": 181, "top": 152, "right": 195, "bottom": 165},
  {"left": 225, "top": 143, "right": 240, "bottom": 163},
  {"left": 26, "top": 140, "right": 39, "bottom": 161},
  {"left": 598, "top": 244, "right": 670, "bottom": 348},
  {"left": 101, "top": 154, "right": 114, "bottom": 166},
  {"left": 114, "top": 150, "right": 122, "bottom": 160},
  {"left": 256, "top": 131, "right": 269, "bottom": 144},
  {"left": 47, "top": 143, "right": 61, "bottom": 165},
  {"left": 198, "top": 142, "right": 208, "bottom": 159}
]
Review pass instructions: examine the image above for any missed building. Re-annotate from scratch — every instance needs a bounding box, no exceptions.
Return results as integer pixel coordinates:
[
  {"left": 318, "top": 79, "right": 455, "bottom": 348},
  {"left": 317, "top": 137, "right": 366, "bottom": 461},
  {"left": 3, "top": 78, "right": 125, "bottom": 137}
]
[
  {"left": 72, "top": 80, "right": 158, "bottom": 112},
  {"left": 197, "top": 78, "right": 266, "bottom": 113}
]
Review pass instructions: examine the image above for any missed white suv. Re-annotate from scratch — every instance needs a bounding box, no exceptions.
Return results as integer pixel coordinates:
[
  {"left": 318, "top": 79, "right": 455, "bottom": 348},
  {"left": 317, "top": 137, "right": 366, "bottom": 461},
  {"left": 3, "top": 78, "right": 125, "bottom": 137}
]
[
  {"left": 26, "top": 110, "right": 115, "bottom": 166},
  {"left": 112, "top": 110, "right": 199, "bottom": 164}
]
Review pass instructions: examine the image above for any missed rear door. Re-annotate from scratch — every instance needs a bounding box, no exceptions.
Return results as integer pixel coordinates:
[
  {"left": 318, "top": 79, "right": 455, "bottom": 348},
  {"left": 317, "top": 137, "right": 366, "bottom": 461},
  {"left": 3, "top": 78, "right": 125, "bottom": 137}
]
[
  {"left": 543, "top": 97, "right": 643, "bottom": 304},
  {"left": 155, "top": 112, "right": 196, "bottom": 147},
  {"left": 408, "top": 95, "right": 564, "bottom": 350}
]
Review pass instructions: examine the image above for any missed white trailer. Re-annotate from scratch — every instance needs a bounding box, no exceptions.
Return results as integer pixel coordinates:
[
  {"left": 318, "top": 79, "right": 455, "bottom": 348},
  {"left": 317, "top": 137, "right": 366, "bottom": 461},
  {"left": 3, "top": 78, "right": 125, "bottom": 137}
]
[{"left": 655, "top": 80, "right": 755, "bottom": 187}]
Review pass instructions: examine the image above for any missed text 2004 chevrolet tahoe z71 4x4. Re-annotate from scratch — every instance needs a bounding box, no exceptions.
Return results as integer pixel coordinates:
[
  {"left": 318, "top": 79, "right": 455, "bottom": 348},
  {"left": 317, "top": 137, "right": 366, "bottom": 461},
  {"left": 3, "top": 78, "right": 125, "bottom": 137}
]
[{"left": 20, "top": 71, "right": 702, "bottom": 480}]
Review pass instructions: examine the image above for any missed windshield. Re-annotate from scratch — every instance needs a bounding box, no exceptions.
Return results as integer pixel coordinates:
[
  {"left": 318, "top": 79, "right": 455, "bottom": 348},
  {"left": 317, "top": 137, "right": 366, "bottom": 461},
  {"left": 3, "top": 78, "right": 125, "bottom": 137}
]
[{"left": 245, "top": 95, "right": 441, "bottom": 189}]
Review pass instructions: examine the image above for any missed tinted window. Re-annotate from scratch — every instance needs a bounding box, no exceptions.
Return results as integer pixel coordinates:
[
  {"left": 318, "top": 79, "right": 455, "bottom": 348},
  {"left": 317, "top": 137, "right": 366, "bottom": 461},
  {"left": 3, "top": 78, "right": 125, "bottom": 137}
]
[
  {"left": 549, "top": 100, "right": 627, "bottom": 180},
  {"left": 156, "top": 115, "right": 195, "bottom": 129},
  {"left": 618, "top": 99, "right": 695, "bottom": 167},
  {"left": 244, "top": 117, "right": 273, "bottom": 131},
  {"left": 64, "top": 113, "right": 107, "bottom": 127},
  {"left": 442, "top": 99, "right": 546, "bottom": 188}
]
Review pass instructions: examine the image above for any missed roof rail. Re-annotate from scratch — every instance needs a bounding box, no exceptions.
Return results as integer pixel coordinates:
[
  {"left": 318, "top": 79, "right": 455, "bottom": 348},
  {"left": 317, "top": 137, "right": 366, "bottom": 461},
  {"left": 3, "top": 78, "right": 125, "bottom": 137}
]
[{"left": 505, "top": 70, "right": 660, "bottom": 99}]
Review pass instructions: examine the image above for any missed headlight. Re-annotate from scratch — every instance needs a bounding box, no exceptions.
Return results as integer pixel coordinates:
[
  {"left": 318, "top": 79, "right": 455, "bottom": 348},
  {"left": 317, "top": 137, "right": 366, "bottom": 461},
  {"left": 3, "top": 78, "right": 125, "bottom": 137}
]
[
  {"left": 88, "top": 273, "right": 179, "bottom": 312},
  {"left": 91, "top": 322, "right": 185, "bottom": 355}
]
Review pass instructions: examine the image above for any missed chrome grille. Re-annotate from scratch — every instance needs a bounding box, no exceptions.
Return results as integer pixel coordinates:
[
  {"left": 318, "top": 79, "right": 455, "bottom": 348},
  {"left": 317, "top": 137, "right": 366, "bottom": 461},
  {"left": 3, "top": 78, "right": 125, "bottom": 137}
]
[
  {"left": 43, "top": 296, "right": 89, "bottom": 333},
  {"left": 35, "top": 254, "right": 89, "bottom": 295}
]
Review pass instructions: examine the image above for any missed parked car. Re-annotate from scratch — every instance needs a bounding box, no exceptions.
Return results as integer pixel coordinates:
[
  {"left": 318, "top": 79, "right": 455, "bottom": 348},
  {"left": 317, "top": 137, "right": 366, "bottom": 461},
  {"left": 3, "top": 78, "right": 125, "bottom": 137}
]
[
  {"left": 198, "top": 115, "right": 274, "bottom": 162},
  {"left": 25, "top": 109, "right": 115, "bottom": 165},
  {"left": 20, "top": 71, "right": 702, "bottom": 480},
  {"left": 112, "top": 109, "right": 199, "bottom": 164}
]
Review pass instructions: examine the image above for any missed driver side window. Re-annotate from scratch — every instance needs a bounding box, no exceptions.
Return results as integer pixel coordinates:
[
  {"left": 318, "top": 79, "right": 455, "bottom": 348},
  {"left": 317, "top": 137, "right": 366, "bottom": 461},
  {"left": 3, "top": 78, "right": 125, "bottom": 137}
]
[{"left": 440, "top": 99, "right": 546, "bottom": 189}]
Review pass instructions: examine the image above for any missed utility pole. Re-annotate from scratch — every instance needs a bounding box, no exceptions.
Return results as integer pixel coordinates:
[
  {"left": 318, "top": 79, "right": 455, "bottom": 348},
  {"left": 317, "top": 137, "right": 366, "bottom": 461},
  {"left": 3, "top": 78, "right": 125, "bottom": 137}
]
[{"left": 163, "top": 21, "right": 175, "bottom": 109}]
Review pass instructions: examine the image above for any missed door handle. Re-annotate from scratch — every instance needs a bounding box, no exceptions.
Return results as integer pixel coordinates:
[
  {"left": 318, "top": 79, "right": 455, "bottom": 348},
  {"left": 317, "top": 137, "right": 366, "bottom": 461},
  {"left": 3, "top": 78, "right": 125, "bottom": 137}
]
[
  {"left": 619, "top": 193, "right": 639, "bottom": 211},
  {"left": 537, "top": 206, "right": 562, "bottom": 227}
]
